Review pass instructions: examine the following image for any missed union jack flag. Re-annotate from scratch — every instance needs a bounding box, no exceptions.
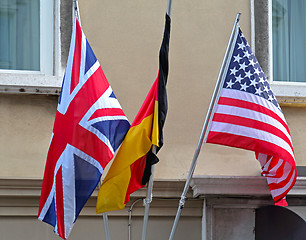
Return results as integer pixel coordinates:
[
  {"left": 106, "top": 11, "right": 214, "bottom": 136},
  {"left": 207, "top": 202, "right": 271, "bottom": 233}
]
[
  {"left": 38, "top": 18, "right": 130, "bottom": 239},
  {"left": 206, "top": 26, "right": 296, "bottom": 206}
]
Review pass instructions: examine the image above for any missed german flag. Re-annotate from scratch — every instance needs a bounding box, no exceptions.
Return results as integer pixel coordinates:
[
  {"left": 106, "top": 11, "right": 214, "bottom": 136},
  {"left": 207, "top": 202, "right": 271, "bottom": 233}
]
[{"left": 96, "top": 14, "right": 171, "bottom": 213}]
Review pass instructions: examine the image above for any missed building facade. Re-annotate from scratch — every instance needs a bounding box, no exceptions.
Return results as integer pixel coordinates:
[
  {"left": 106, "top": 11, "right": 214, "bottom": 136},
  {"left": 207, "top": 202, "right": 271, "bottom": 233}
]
[{"left": 0, "top": 0, "right": 305, "bottom": 239}]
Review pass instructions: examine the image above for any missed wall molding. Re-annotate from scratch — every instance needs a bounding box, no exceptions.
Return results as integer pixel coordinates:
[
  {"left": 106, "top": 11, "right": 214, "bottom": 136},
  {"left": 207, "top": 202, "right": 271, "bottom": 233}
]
[
  {"left": 2, "top": 176, "right": 305, "bottom": 217},
  {"left": 0, "top": 178, "right": 197, "bottom": 217},
  {"left": 191, "top": 175, "right": 306, "bottom": 198}
]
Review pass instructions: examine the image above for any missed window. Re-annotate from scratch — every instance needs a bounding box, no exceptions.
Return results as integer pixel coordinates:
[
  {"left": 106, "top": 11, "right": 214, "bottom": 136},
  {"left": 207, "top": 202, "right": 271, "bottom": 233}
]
[
  {"left": 0, "top": 0, "right": 40, "bottom": 71},
  {"left": 0, "top": 0, "right": 53, "bottom": 75},
  {"left": 253, "top": 0, "right": 306, "bottom": 100},
  {"left": 0, "top": 0, "right": 65, "bottom": 94},
  {"left": 272, "top": 0, "right": 306, "bottom": 83}
]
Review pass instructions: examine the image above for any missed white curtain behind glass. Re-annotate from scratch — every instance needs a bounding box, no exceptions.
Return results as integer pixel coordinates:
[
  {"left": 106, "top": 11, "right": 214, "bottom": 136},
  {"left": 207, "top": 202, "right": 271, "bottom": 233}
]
[
  {"left": 0, "top": 0, "right": 39, "bottom": 71},
  {"left": 272, "top": 0, "right": 306, "bottom": 82}
]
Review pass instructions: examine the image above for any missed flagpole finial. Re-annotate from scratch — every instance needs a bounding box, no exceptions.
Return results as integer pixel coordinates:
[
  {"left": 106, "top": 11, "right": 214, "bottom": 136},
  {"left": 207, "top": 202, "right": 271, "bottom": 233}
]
[
  {"left": 73, "top": 0, "right": 81, "bottom": 23},
  {"left": 236, "top": 13, "right": 241, "bottom": 23},
  {"left": 167, "top": 0, "right": 173, "bottom": 17}
]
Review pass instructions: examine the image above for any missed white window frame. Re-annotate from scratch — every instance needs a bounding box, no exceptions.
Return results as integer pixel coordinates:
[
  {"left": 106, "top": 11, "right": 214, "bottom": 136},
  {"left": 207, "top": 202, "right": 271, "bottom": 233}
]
[
  {"left": 252, "top": 0, "right": 306, "bottom": 103},
  {"left": 268, "top": 0, "right": 306, "bottom": 99},
  {"left": 0, "top": 0, "right": 63, "bottom": 94}
]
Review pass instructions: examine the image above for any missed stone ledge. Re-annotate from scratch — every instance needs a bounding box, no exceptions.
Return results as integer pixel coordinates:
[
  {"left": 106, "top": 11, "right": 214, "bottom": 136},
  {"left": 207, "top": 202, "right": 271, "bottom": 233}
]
[
  {"left": 0, "top": 84, "right": 61, "bottom": 95},
  {"left": 0, "top": 178, "right": 197, "bottom": 217},
  {"left": 191, "top": 176, "right": 306, "bottom": 197},
  {"left": 0, "top": 178, "right": 191, "bottom": 198}
]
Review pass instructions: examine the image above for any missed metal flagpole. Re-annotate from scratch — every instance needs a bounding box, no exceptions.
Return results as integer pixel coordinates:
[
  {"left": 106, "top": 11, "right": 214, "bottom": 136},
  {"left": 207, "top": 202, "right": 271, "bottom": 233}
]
[
  {"left": 103, "top": 213, "right": 111, "bottom": 240},
  {"left": 168, "top": 13, "right": 241, "bottom": 240},
  {"left": 141, "top": 146, "right": 157, "bottom": 240},
  {"left": 141, "top": 2, "right": 173, "bottom": 240},
  {"left": 100, "top": 178, "right": 111, "bottom": 240}
]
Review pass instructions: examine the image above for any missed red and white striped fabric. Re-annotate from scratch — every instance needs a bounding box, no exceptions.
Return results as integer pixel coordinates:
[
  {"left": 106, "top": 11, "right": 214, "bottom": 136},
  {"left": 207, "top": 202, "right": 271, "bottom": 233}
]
[{"left": 206, "top": 27, "right": 296, "bottom": 206}]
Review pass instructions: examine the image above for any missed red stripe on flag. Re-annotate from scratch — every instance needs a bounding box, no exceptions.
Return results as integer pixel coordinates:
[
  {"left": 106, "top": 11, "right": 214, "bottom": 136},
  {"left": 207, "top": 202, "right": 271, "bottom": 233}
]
[
  {"left": 89, "top": 108, "right": 126, "bottom": 121},
  {"left": 38, "top": 138, "right": 60, "bottom": 215},
  {"left": 124, "top": 155, "right": 147, "bottom": 204},
  {"left": 56, "top": 167, "right": 65, "bottom": 239},
  {"left": 70, "top": 19, "right": 82, "bottom": 93},
  {"left": 218, "top": 97, "right": 290, "bottom": 133},
  {"left": 267, "top": 167, "right": 294, "bottom": 190},
  {"left": 207, "top": 131, "right": 295, "bottom": 166},
  {"left": 212, "top": 113, "right": 293, "bottom": 149},
  {"left": 131, "top": 78, "right": 158, "bottom": 127},
  {"left": 265, "top": 158, "right": 286, "bottom": 178},
  {"left": 207, "top": 131, "right": 296, "bottom": 202},
  {"left": 261, "top": 156, "right": 279, "bottom": 175},
  {"left": 262, "top": 158, "right": 296, "bottom": 202},
  {"left": 268, "top": 169, "right": 296, "bottom": 202}
]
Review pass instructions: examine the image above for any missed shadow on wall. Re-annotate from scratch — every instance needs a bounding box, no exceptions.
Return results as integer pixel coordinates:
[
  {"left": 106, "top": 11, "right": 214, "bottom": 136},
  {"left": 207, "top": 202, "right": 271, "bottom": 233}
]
[{"left": 256, "top": 205, "right": 306, "bottom": 240}]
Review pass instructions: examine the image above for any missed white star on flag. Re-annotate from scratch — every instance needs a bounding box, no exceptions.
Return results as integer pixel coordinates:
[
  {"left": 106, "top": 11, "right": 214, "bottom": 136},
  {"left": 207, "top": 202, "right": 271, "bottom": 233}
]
[
  {"left": 245, "top": 70, "right": 252, "bottom": 78},
  {"left": 240, "top": 82, "right": 248, "bottom": 91},
  {"left": 250, "top": 78, "right": 257, "bottom": 87},
  {"left": 226, "top": 80, "right": 235, "bottom": 88},
  {"left": 254, "top": 67, "right": 261, "bottom": 75},
  {"left": 237, "top": 42, "right": 245, "bottom": 50},
  {"left": 233, "top": 54, "right": 242, "bottom": 63},
  {"left": 235, "top": 74, "right": 243, "bottom": 83},
  {"left": 230, "top": 67, "right": 239, "bottom": 75},
  {"left": 239, "top": 62, "right": 248, "bottom": 71},
  {"left": 249, "top": 59, "right": 256, "bottom": 67},
  {"left": 243, "top": 50, "right": 250, "bottom": 58}
]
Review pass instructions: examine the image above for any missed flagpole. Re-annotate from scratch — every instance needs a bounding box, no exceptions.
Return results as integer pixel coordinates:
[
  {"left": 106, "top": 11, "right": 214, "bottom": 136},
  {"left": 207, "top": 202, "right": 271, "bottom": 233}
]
[
  {"left": 103, "top": 213, "right": 111, "bottom": 240},
  {"left": 141, "top": 145, "right": 157, "bottom": 240},
  {"left": 168, "top": 13, "right": 241, "bottom": 240},
  {"left": 98, "top": 175, "right": 111, "bottom": 240},
  {"left": 99, "top": 178, "right": 111, "bottom": 240}
]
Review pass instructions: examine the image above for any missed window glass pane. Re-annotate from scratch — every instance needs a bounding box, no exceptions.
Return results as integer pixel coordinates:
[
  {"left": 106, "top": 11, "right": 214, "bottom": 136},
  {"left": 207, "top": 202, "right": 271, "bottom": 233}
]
[
  {"left": 0, "top": 0, "right": 40, "bottom": 71},
  {"left": 272, "top": 0, "right": 306, "bottom": 82}
]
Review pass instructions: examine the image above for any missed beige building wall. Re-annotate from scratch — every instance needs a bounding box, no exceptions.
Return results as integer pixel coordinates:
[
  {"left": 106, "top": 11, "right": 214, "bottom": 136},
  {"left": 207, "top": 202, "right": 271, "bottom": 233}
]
[
  {"left": 0, "top": 216, "right": 202, "bottom": 240},
  {"left": 0, "top": 94, "right": 57, "bottom": 178}
]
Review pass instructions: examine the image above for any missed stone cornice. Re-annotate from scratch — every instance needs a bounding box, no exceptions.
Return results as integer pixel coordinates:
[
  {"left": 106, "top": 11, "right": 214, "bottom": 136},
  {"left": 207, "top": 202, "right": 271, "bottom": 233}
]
[
  {"left": 2, "top": 176, "right": 306, "bottom": 199},
  {"left": 0, "top": 178, "right": 197, "bottom": 217},
  {"left": 0, "top": 178, "right": 190, "bottom": 198},
  {"left": 191, "top": 175, "right": 306, "bottom": 197}
]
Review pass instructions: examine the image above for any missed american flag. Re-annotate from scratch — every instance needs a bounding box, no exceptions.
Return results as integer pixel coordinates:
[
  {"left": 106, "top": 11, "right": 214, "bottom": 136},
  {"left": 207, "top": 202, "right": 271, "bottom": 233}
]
[
  {"left": 206, "top": 27, "right": 296, "bottom": 206},
  {"left": 38, "top": 18, "right": 130, "bottom": 239}
]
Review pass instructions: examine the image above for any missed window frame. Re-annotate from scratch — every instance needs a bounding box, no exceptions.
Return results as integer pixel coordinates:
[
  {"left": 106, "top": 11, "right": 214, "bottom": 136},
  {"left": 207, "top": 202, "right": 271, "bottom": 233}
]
[
  {"left": 253, "top": 0, "right": 306, "bottom": 103},
  {"left": 0, "top": 0, "right": 64, "bottom": 94}
]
